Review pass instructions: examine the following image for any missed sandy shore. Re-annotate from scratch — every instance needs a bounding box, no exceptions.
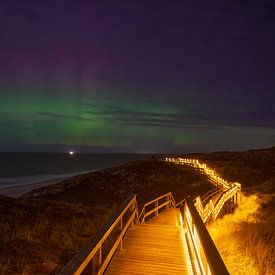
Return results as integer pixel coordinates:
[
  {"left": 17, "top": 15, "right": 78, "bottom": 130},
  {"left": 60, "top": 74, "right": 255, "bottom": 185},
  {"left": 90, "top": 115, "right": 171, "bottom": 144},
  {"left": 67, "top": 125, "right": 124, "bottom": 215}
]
[{"left": 0, "top": 177, "right": 68, "bottom": 197}]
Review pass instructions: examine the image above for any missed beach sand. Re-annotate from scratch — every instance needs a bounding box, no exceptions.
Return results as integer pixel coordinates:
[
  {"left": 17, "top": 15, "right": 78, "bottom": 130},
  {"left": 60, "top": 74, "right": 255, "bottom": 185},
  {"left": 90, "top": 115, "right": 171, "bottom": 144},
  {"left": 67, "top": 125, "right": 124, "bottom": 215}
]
[{"left": 0, "top": 177, "right": 67, "bottom": 197}]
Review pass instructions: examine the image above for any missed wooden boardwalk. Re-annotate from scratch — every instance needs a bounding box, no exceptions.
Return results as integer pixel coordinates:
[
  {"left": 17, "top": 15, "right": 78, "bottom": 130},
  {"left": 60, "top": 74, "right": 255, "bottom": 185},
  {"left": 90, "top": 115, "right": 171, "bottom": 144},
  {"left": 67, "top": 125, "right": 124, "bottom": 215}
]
[
  {"left": 105, "top": 208, "right": 192, "bottom": 275},
  {"left": 60, "top": 160, "right": 238, "bottom": 275}
]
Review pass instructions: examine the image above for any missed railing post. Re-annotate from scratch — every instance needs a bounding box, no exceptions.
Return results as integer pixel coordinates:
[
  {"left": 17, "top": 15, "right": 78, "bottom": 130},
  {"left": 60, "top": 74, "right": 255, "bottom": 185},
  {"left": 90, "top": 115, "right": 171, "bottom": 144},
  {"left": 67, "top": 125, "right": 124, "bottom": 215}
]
[
  {"left": 166, "top": 195, "right": 170, "bottom": 209},
  {"left": 141, "top": 207, "right": 145, "bottom": 224},
  {"left": 170, "top": 193, "right": 173, "bottom": 208},
  {"left": 226, "top": 200, "right": 229, "bottom": 214},
  {"left": 99, "top": 246, "right": 102, "bottom": 266},
  {"left": 155, "top": 200, "right": 158, "bottom": 216},
  {"left": 130, "top": 200, "right": 135, "bottom": 226},
  {"left": 120, "top": 217, "right": 123, "bottom": 250},
  {"left": 170, "top": 192, "right": 176, "bottom": 208},
  {"left": 135, "top": 200, "right": 140, "bottom": 224},
  {"left": 231, "top": 196, "right": 235, "bottom": 212},
  {"left": 92, "top": 247, "right": 101, "bottom": 274}
]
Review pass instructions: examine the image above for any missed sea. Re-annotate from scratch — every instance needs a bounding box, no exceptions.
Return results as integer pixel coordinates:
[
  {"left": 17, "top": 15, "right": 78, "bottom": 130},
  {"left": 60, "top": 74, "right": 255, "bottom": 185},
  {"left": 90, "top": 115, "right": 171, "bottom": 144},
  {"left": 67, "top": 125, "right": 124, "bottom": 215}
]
[{"left": 0, "top": 153, "right": 152, "bottom": 189}]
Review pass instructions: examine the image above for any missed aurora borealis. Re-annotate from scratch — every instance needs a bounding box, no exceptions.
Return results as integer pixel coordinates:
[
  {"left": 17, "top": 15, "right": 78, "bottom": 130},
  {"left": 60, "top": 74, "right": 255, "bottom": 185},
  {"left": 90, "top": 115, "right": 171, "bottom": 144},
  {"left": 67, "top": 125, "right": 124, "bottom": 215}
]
[{"left": 0, "top": 1, "right": 274, "bottom": 153}]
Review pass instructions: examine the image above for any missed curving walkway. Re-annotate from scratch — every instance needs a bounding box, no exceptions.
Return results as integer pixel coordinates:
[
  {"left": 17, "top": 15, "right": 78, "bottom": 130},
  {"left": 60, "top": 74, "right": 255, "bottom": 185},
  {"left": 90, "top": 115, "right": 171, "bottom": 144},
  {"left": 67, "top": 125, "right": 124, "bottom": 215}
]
[{"left": 60, "top": 158, "right": 240, "bottom": 275}]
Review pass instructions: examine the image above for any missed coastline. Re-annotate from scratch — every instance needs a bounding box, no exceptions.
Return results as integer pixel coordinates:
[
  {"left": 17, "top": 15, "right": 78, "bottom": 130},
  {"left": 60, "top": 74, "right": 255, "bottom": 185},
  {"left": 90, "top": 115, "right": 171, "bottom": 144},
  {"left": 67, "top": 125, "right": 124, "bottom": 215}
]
[
  {"left": 0, "top": 153, "right": 152, "bottom": 198},
  {"left": 0, "top": 177, "right": 68, "bottom": 197}
]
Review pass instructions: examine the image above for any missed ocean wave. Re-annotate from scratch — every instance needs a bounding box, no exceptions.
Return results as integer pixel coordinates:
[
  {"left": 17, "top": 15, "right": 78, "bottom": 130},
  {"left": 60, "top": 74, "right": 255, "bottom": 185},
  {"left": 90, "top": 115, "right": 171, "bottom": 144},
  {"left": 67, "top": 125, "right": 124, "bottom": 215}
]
[{"left": 0, "top": 170, "right": 93, "bottom": 189}]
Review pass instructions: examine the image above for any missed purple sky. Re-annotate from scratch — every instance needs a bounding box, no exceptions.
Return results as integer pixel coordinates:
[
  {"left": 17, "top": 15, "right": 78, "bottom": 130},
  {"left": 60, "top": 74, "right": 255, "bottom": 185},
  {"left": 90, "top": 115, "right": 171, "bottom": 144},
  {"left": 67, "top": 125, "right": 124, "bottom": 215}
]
[{"left": 0, "top": 1, "right": 274, "bottom": 153}]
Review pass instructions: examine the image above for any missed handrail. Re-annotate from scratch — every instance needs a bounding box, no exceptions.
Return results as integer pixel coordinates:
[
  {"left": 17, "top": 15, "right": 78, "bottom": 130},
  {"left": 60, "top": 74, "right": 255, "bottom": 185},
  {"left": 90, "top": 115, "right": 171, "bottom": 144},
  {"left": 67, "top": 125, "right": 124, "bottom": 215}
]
[
  {"left": 59, "top": 194, "right": 139, "bottom": 275},
  {"left": 141, "top": 192, "right": 172, "bottom": 209},
  {"left": 193, "top": 183, "right": 240, "bottom": 223},
  {"left": 166, "top": 157, "right": 241, "bottom": 222},
  {"left": 200, "top": 187, "right": 222, "bottom": 206},
  {"left": 166, "top": 157, "right": 233, "bottom": 189},
  {"left": 201, "top": 185, "right": 240, "bottom": 222},
  {"left": 176, "top": 199, "right": 185, "bottom": 208},
  {"left": 212, "top": 185, "right": 240, "bottom": 220},
  {"left": 183, "top": 198, "right": 229, "bottom": 275},
  {"left": 139, "top": 192, "right": 175, "bottom": 223}
]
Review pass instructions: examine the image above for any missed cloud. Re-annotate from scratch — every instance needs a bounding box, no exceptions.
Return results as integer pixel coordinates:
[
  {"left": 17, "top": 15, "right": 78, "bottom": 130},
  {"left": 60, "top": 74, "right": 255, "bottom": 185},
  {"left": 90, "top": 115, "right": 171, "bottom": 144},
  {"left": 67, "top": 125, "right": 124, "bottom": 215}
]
[
  {"left": 78, "top": 90, "right": 275, "bottom": 129},
  {"left": 38, "top": 112, "right": 96, "bottom": 122},
  {"left": 84, "top": 107, "right": 227, "bottom": 130}
]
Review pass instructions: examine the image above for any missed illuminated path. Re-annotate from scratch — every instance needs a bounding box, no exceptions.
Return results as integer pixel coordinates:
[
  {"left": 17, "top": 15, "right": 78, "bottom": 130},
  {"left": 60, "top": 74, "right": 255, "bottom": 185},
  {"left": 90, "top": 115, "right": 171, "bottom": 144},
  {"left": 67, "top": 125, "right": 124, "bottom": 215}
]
[
  {"left": 105, "top": 208, "right": 192, "bottom": 274},
  {"left": 60, "top": 159, "right": 241, "bottom": 275}
]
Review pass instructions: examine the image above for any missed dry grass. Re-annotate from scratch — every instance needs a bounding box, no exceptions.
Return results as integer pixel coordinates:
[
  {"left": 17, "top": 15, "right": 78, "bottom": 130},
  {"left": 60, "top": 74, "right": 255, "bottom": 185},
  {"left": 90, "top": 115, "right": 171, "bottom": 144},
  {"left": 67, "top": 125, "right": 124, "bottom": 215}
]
[
  {"left": 0, "top": 197, "right": 113, "bottom": 274},
  {"left": 207, "top": 194, "right": 275, "bottom": 275},
  {"left": 0, "top": 160, "right": 212, "bottom": 274}
]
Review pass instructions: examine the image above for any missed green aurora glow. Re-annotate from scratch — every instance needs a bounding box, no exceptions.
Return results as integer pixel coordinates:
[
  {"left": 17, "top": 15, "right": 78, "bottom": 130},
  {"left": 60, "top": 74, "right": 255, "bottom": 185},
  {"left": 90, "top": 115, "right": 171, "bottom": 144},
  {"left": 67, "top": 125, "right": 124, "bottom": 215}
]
[{"left": 0, "top": 85, "right": 274, "bottom": 153}]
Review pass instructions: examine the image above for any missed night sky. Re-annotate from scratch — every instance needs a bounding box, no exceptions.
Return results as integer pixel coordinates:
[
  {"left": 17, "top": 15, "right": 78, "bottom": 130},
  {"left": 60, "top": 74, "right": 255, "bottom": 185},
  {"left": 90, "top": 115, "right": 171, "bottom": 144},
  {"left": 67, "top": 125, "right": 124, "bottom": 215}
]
[{"left": 0, "top": 1, "right": 274, "bottom": 153}]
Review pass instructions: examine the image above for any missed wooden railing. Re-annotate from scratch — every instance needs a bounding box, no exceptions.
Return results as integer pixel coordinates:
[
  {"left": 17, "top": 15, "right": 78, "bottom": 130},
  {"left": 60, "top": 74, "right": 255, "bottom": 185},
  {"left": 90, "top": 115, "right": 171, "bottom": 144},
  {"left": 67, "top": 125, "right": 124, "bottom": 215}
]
[
  {"left": 182, "top": 198, "right": 229, "bottom": 275},
  {"left": 166, "top": 157, "right": 241, "bottom": 274},
  {"left": 166, "top": 157, "right": 233, "bottom": 189},
  {"left": 60, "top": 190, "right": 232, "bottom": 275},
  {"left": 194, "top": 184, "right": 241, "bottom": 223},
  {"left": 59, "top": 194, "right": 139, "bottom": 275},
  {"left": 166, "top": 157, "right": 241, "bottom": 222},
  {"left": 200, "top": 187, "right": 222, "bottom": 206},
  {"left": 139, "top": 192, "right": 175, "bottom": 223},
  {"left": 212, "top": 185, "right": 240, "bottom": 219},
  {"left": 60, "top": 158, "right": 241, "bottom": 275}
]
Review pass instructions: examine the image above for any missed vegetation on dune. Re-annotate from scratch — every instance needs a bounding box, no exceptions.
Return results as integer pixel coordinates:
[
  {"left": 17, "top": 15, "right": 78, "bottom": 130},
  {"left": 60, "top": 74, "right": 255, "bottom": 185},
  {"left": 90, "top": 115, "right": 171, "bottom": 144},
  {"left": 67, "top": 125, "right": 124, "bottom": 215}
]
[
  {"left": 24, "top": 160, "right": 212, "bottom": 206},
  {"left": 0, "top": 195, "right": 112, "bottom": 274},
  {"left": 207, "top": 194, "right": 275, "bottom": 274},
  {"left": 0, "top": 160, "right": 212, "bottom": 274}
]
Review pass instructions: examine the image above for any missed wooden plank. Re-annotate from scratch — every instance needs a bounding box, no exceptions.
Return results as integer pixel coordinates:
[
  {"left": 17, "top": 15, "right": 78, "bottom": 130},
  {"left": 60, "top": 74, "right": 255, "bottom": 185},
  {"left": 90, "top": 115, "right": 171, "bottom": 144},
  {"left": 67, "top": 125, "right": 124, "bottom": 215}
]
[{"left": 105, "top": 208, "right": 192, "bottom": 274}]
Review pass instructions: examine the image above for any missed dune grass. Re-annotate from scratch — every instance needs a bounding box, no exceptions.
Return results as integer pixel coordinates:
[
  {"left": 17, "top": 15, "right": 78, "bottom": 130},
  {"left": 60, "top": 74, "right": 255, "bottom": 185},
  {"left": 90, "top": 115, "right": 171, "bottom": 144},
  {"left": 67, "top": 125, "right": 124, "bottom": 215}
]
[
  {"left": 0, "top": 160, "right": 212, "bottom": 274},
  {"left": 207, "top": 194, "right": 275, "bottom": 275},
  {"left": 0, "top": 197, "right": 113, "bottom": 274}
]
